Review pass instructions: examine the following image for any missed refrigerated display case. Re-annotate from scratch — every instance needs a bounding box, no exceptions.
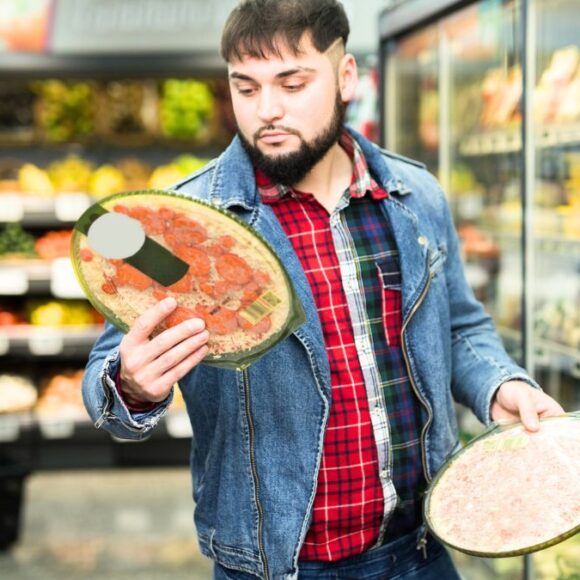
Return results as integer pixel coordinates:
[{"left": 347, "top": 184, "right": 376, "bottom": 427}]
[{"left": 380, "top": 0, "right": 579, "bottom": 578}]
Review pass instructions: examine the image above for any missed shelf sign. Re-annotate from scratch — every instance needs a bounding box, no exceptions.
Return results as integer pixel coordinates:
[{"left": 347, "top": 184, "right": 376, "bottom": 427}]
[
  {"left": 50, "top": 258, "right": 85, "bottom": 298},
  {"left": 0, "top": 268, "right": 29, "bottom": 295},
  {"left": 0, "top": 416, "right": 20, "bottom": 442},
  {"left": 54, "top": 193, "right": 92, "bottom": 222},
  {"left": 0, "top": 334, "right": 9, "bottom": 356},
  {"left": 0, "top": 194, "right": 24, "bottom": 222},
  {"left": 29, "top": 331, "right": 64, "bottom": 356}
]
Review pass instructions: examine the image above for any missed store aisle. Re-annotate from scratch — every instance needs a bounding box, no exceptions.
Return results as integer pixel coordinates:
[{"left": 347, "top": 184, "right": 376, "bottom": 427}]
[{"left": 0, "top": 468, "right": 213, "bottom": 580}]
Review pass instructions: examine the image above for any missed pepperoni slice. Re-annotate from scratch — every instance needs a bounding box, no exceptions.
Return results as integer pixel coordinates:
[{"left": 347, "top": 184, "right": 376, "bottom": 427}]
[
  {"left": 113, "top": 263, "right": 152, "bottom": 291},
  {"left": 80, "top": 248, "right": 94, "bottom": 262},
  {"left": 237, "top": 313, "right": 272, "bottom": 335},
  {"left": 175, "top": 247, "right": 211, "bottom": 278},
  {"left": 195, "top": 304, "right": 238, "bottom": 335},
  {"left": 164, "top": 306, "right": 197, "bottom": 328},
  {"left": 215, "top": 253, "right": 253, "bottom": 285}
]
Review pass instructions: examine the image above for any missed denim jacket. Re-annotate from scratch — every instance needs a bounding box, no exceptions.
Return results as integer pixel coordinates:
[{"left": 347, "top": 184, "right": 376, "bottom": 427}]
[{"left": 82, "top": 128, "right": 537, "bottom": 579}]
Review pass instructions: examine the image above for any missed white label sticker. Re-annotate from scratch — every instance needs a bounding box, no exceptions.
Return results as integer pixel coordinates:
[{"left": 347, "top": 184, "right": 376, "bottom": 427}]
[
  {"left": 0, "top": 268, "right": 29, "bottom": 295},
  {"left": 88, "top": 213, "right": 146, "bottom": 259},
  {"left": 0, "top": 194, "right": 24, "bottom": 222},
  {"left": 29, "top": 332, "right": 64, "bottom": 356},
  {"left": 50, "top": 258, "right": 85, "bottom": 298},
  {"left": 54, "top": 193, "right": 92, "bottom": 222}
]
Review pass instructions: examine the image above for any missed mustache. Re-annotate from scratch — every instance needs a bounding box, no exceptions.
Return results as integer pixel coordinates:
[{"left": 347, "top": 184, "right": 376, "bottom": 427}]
[{"left": 254, "top": 125, "right": 301, "bottom": 140}]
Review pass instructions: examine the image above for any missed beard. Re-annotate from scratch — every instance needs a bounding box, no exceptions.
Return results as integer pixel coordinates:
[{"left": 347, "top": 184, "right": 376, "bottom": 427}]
[{"left": 238, "top": 92, "right": 347, "bottom": 187}]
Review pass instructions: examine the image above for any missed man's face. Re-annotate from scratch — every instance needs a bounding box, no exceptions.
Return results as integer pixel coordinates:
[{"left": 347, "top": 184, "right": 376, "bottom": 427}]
[{"left": 227, "top": 35, "right": 349, "bottom": 186}]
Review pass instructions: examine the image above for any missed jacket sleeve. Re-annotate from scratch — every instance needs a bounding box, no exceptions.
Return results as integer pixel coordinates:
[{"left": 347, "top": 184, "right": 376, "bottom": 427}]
[
  {"left": 437, "top": 186, "right": 540, "bottom": 425},
  {"left": 82, "top": 321, "right": 173, "bottom": 441}
]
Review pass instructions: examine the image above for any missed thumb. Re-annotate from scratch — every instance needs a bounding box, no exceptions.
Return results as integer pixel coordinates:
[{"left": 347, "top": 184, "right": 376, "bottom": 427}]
[{"left": 518, "top": 393, "right": 540, "bottom": 432}]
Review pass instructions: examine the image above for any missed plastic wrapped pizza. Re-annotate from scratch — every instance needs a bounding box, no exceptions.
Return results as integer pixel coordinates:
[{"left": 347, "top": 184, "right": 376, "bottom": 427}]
[
  {"left": 424, "top": 413, "right": 580, "bottom": 557},
  {"left": 71, "top": 189, "right": 306, "bottom": 369}
]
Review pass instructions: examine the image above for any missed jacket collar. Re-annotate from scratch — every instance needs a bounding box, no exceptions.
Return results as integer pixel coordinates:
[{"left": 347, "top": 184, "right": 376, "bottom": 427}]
[{"left": 208, "top": 126, "right": 413, "bottom": 210}]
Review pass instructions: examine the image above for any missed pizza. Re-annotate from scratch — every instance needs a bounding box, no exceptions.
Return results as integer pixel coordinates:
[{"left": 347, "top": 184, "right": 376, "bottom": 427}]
[
  {"left": 71, "top": 190, "right": 304, "bottom": 369},
  {"left": 426, "top": 416, "right": 580, "bottom": 556}
]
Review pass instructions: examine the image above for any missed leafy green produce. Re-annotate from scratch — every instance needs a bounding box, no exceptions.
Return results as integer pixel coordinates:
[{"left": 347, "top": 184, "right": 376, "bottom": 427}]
[
  {"left": 0, "top": 223, "right": 36, "bottom": 257},
  {"left": 159, "top": 79, "right": 214, "bottom": 140}
]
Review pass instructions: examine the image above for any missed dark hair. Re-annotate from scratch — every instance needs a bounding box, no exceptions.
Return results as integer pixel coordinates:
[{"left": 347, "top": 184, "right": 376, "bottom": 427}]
[{"left": 220, "top": 0, "right": 350, "bottom": 62}]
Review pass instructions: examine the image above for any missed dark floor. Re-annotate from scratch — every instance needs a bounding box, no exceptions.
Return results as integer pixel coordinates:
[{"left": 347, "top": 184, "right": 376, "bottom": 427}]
[{"left": 0, "top": 468, "right": 577, "bottom": 579}]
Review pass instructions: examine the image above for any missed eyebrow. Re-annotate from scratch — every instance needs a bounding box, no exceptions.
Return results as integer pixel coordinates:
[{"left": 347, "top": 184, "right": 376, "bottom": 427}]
[{"left": 229, "top": 67, "right": 316, "bottom": 82}]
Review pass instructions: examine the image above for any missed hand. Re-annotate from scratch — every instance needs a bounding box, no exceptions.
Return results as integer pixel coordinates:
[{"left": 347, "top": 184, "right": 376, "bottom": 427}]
[
  {"left": 119, "top": 297, "right": 209, "bottom": 406},
  {"left": 490, "top": 380, "right": 565, "bottom": 432}
]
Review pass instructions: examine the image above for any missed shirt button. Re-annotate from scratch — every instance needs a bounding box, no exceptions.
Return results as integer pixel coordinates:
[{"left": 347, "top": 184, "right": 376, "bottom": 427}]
[
  {"left": 380, "top": 468, "right": 388, "bottom": 479},
  {"left": 418, "top": 235, "right": 428, "bottom": 246},
  {"left": 372, "top": 407, "right": 382, "bottom": 419}
]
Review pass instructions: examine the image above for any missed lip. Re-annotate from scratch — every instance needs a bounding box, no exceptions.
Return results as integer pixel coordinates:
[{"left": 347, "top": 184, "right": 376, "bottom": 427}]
[{"left": 258, "top": 131, "right": 292, "bottom": 144}]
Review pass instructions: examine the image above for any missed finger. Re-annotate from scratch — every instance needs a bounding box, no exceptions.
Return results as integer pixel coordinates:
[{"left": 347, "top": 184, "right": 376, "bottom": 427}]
[
  {"left": 148, "top": 330, "right": 209, "bottom": 376},
  {"left": 142, "top": 317, "right": 206, "bottom": 363},
  {"left": 536, "top": 394, "right": 565, "bottom": 418},
  {"left": 125, "top": 297, "right": 177, "bottom": 346},
  {"left": 156, "top": 343, "right": 209, "bottom": 387},
  {"left": 518, "top": 393, "right": 540, "bottom": 432}
]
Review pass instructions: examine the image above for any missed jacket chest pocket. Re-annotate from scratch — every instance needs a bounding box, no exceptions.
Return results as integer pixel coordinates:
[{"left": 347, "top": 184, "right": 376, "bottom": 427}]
[{"left": 376, "top": 255, "right": 402, "bottom": 347}]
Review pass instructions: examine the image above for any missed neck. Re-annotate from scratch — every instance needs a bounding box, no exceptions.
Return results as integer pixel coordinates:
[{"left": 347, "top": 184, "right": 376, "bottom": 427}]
[{"left": 294, "top": 141, "right": 353, "bottom": 213}]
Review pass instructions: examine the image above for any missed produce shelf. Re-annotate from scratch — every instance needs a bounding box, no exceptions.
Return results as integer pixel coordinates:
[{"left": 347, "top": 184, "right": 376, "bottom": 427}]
[
  {"left": 0, "top": 194, "right": 92, "bottom": 226},
  {"left": 0, "top": 325, "right": 103, "bottom": 357}
]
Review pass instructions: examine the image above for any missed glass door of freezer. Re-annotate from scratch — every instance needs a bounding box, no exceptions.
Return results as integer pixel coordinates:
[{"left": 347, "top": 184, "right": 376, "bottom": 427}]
[
  {"left": 383, "top": 1, "right": 526, "bottom": 578},
  {"left": 529, "top": 0, "right": 580, "bottom": 574}
]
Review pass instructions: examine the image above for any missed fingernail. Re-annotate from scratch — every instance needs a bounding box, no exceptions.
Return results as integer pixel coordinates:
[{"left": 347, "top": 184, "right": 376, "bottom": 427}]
[
  {"left": 162, "top": 297, "right": 176, "bottom": 310},
  {"left": 187, "top": 319, "right": 204, "bottom": 332}
]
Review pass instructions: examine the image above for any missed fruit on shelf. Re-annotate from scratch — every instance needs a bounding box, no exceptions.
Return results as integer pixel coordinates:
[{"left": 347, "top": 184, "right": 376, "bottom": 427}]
[
  {"left": 0, "top": 306, "right": 25, "bottom": 326},
  {"left": 89, "top": 165, "right": 127, "bottom": 199},
  {"left": 173, "top": 154, "right": 210, "bottom": 175},
  {"left": 35, "top": 369, "right": 86, "bottom": 420},
  {"left": 159, "top": 79, "right": 214, "bottom": 140},
  {"left": 17, "top": 163, "right": 54, "bottom": 196},
  {"left": 34, "top": 230, "right": 73, "bottom": 260},
  {"left": 33, "top": 80, "right": 96, "bottom": 142},
  {"left": 115, "top": 157, "right": 152, "bottom": 190},
  {"left": 48, "top": 156, "right": 93, "bottom": 193},
  {"left": 147, "top": 164, "right": 186, "bottom": 190},
  {"left": 0, "top": 374, "right": 37, "bottom": 414},
  {"left": 0, "top": 223, "right": 36, "bottom": 258},
  {"left": 27, "top": 300, "right": 100, "bottom": 327}
]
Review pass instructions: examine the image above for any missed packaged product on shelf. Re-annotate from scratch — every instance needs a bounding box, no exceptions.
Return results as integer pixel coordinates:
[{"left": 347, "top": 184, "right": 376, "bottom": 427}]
[
  {"left": 47, "top": 156, "right": 93, "bottom": 194},
  {"left": 25, "top": 299, "right": 102, "bottom": 327},
  {"left": 34, "top": 230, "right": 73, "bottom": 260},
  {"left": 35, "top": 369, "right": 87, "bottom": 420},
  {"left": 0, "top": 374, "right": 37, "bottom": 414},
  {"left": 0, "top": 223, "right": 36, "bottom": 260}
]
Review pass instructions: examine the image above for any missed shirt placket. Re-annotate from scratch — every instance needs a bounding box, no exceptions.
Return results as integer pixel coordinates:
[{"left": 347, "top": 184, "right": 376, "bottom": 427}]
[{"left": 329, "top": 200, "right": 397, "bottom": 546}]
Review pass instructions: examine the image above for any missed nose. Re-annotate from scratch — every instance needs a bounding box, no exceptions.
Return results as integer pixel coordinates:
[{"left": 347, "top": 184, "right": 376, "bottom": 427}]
[{"left": 257, "top": 88, "right": 283, "bottom": 123}]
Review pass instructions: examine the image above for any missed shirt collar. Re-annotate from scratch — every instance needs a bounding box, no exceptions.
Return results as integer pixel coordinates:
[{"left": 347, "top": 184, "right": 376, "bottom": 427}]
[{"left": 256, "top": 129, "right": 388, "bottom": 204}]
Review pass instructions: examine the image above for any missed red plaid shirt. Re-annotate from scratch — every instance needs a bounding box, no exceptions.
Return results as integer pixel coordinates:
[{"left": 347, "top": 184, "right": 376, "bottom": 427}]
[{"left": 256, "top": 131, "right": 427, "bottom": 561}]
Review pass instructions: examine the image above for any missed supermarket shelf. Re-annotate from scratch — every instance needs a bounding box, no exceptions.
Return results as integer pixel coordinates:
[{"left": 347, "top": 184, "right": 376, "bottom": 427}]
[
  {"left": 459, "top": 123, "right": 580, "bottom": 156},
  {"left": 498, "top": 327, "right": 580, "bottom": 378},
  {"left": 0, "top": 325, "right": 103, "bottom": 358},
  {"left": 0, "top": 193, "right": 92, "bottom": 226},
  {"left": 0, "top": 258, "right": 85, "bottom": 297},
  {"left": 0, "top": 411, "right": 191, "bottom": 444},
  {"left": 478, "top": 229, "right": 580, "bottom": 256}
]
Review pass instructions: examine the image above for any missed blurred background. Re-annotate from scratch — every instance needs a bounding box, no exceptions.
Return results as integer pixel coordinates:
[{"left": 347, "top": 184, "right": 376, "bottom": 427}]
[{"left": 0, "top": 0, "right": 578, "bottom": 578}]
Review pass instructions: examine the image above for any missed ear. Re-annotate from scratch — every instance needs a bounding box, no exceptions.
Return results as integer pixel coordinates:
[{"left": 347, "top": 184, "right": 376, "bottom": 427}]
[{"left": 337, "top": 53, "right": 358, "bottom": 102}]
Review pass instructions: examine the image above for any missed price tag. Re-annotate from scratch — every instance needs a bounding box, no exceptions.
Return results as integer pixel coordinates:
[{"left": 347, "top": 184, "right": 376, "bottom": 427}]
[
  {"left": 0, "top": 194, "right": 24, "bottom": 222},
  {"left": 50, "top": 258, "right": 85, "bottom": 298},
  {"left": 0, "top": 333, "right": 9, "bottom": 355},
  {"left": 54, "top": 193, "right": 92, "bottom": 222},
  {"left": 38, "top": 419, "right": 75, "bottom": 439},
  {"left": 165, "top": 412, "right": 192, "bottom": 438},
  {"left": 0, "top": 415, "right": 20, "bottom": 442},
  {"left": 29, "top": 331, "right": 64, "bottom": 356},
  {"left": 0, "top": 268, "right": 29, "bottom": 295}
]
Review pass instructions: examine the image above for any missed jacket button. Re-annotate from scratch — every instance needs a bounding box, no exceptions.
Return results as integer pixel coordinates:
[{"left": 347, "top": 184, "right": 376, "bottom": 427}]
[{"left": 418, "top": 236, "right": 428, "bottom": 246}]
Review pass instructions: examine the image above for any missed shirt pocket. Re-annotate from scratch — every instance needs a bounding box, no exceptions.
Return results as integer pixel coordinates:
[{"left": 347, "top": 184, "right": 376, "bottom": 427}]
[{"left": 376, "top": 255, "right": 402, "bottom": 347}]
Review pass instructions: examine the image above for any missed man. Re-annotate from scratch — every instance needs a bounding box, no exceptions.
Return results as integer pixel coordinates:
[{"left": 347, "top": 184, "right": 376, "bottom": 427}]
[{"left": 82, "top": 1, "right": 564, "bottom": 578}]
